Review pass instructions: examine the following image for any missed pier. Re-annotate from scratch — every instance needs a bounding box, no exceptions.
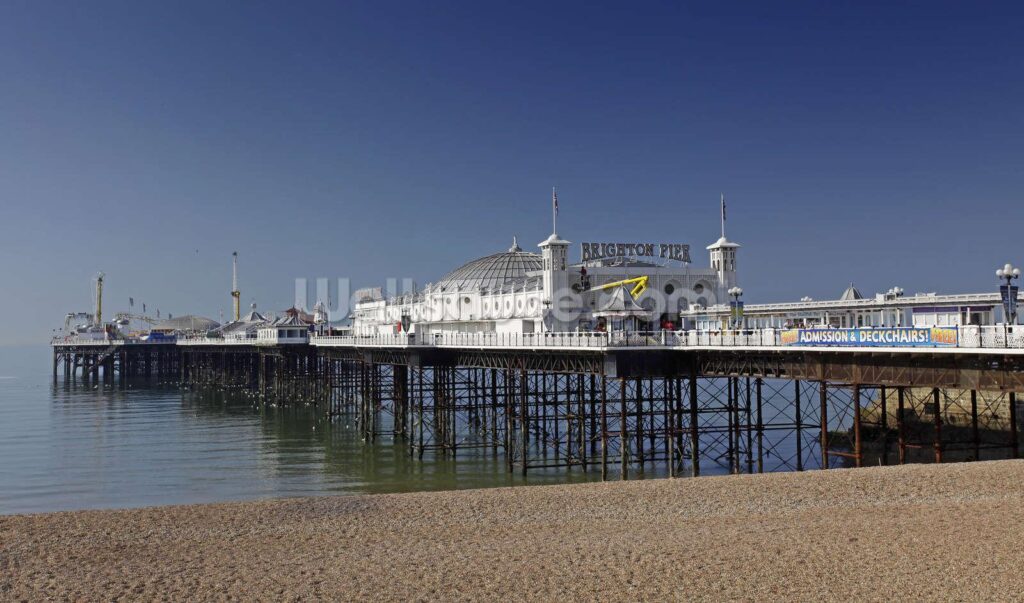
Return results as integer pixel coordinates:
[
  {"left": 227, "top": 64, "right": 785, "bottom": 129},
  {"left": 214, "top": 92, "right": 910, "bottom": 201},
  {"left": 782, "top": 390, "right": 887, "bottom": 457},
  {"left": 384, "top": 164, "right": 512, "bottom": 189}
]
[
  {"left": 52, "top": 325, "right": 1024, "bottom": 479},
  {"left": 50, "top": 223, "right": 1024, "bottom": 479}
]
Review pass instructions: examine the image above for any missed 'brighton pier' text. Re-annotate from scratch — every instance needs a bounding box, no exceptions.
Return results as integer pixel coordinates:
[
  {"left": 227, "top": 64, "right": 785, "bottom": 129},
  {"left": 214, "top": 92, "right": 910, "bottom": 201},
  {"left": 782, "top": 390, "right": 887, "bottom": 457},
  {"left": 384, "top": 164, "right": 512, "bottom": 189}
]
[{"left": 581, "top": 242, "right": 691, "bottom": 263}]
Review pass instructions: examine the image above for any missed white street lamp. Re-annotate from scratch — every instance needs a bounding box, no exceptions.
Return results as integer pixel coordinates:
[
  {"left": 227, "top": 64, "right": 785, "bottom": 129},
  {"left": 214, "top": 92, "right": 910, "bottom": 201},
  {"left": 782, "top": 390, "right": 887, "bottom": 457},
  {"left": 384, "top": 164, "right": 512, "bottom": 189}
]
[
  {"left": 996, "top": 264, "right": 1021, "bottom": 281},
  {"left": 728, "top": 286, "right": 743, "bottom": 329},
  {"left": 996, "top": 263, "right": 1021, "bottom": 324}
]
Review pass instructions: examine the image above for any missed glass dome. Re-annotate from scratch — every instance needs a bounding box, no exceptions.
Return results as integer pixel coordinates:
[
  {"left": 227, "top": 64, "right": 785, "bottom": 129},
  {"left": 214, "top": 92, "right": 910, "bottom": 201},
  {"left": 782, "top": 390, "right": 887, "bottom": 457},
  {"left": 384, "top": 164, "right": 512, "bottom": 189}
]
[{"left": 434, "top": 240, "right": 543, "bottom": 292}]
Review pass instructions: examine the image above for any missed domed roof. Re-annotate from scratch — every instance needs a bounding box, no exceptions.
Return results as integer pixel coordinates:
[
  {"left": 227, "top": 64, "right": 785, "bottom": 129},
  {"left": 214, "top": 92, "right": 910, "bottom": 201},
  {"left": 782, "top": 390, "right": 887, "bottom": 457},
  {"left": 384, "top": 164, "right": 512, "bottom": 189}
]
[
  {"left": 840, "top": 283, "right": 864, "bottom": 301},
  {"left": 434, "top": 239, "right": 543, "bottom": 292},
  {"left": 241, "top": 303, "right": 266, "bottom": 323}
]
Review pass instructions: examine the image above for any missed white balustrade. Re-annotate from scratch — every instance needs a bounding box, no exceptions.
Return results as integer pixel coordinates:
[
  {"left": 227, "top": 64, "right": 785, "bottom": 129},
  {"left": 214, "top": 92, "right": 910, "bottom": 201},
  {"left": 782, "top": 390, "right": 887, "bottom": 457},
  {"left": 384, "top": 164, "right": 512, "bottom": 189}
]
[
  {"left": 51, "top": 336, "right": 178, "bottom": 347},
  {"left": 60, "top": 326, "right": 1024, "bottom": 351},
  {"left": 175, "top": 335, "right": 256, "bottom": 346},
  {"left": 310, "top": 326, "right": 1024, "bottom": 351}
]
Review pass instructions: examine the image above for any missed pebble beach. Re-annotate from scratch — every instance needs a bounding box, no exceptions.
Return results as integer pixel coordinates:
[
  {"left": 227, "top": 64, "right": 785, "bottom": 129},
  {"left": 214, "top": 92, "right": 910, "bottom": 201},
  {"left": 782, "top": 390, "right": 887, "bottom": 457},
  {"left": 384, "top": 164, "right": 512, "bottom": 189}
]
[{"left": 3, "top": 460, "right": 1023, "bottom": 601}]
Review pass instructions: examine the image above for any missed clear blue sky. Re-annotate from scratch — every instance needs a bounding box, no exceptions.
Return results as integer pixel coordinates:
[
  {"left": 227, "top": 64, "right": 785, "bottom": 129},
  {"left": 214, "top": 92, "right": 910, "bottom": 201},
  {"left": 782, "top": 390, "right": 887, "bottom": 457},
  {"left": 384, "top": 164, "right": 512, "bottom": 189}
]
[{"left": 2, "top": 1, "right": 1022, "bottom": 344}]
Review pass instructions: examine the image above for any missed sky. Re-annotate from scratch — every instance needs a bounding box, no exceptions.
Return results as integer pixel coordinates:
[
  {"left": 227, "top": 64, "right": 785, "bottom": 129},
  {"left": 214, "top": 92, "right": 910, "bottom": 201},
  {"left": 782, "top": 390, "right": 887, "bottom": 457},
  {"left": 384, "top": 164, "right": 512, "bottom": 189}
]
[{"left": 1, "top": 1, "right": 1022, "bottom": 344}]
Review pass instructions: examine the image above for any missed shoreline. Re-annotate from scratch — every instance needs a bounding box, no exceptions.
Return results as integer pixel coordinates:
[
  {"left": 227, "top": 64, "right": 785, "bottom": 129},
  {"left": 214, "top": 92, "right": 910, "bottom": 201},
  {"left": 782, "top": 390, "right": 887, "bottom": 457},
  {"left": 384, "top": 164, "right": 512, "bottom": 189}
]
[{"left": 4, "top": 461, "right": 1024, "bottom": 600}]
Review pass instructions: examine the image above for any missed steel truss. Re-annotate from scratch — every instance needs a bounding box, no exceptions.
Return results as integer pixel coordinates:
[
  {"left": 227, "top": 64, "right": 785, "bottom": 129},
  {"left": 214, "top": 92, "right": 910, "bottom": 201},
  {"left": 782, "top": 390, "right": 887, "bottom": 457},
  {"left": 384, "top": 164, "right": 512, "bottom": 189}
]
[{"left": 53, "top": 343, "right": 1022, "bottom": 481}]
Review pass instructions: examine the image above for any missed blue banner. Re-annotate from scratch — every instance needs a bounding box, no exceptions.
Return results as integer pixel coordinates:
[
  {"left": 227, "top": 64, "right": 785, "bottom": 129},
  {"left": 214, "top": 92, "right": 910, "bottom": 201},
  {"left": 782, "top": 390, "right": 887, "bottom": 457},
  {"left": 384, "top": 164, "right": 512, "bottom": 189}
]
[
  {"left": 780, "top": 327, "right": 958, "bottom": 348},
  {"left": 1001, "top": 284, "right": 1018, "bottom": 321}
]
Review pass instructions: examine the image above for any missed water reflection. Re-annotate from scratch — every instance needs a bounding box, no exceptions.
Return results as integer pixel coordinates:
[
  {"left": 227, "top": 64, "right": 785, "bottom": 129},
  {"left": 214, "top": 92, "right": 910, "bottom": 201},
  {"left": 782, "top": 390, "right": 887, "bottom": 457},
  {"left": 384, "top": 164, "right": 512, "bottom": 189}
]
[{"left": 0, "top": 347, "right": 596, "bottom": 515}]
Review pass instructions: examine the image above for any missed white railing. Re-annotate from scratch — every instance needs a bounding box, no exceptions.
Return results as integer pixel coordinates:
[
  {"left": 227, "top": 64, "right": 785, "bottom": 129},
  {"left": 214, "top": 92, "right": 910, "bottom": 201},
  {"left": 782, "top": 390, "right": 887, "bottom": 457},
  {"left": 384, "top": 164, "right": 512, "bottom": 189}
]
[
  {"left": 51, "top": 336, "right": 178, "bottom": 346},
  {"left": 311, "top": 330, "right": 766, "bottom": 349},
  {"left": 309, "top": 326, "right": 1024, "bottom": 351},
  {"left": 685, "top": 329, "right": 779, "bottom": 347},
  {"left": 312, "top": 333, "right": 416, "bottom": 347},
  {"left": 310, "top": 332, "right": 613, "bottom": 348},
  {"left": 430, "top": 331, "right": 611, "bottom": 348},
  {"left": 973, "top": 325, "right": 1024, "bottom": 349},
  {"left": 51, "top": 336, "right": 119, "bottom": 346},
  {"left": 59, "top": 326, "right": 1024, "bottom": 351},
  {"left": 713, "top": 291, "right": 1024, "bottom": 314},
  {"left": 176, "top": 335, "right": 257, "bottom": 346}
]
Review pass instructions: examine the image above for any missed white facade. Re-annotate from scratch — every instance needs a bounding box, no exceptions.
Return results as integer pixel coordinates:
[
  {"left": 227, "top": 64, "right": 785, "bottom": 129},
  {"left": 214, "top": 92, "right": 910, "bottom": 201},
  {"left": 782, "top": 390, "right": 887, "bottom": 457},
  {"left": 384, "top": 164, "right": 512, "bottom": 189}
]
[
  {"left": 353, "top": 228, "right": 738, "bottom": 336},
  {"left": 682, "top": 289, "right": 1010, "bottom": 330},
  {"left": 257, "top": 325, "right": 309, "bottom": 344}
]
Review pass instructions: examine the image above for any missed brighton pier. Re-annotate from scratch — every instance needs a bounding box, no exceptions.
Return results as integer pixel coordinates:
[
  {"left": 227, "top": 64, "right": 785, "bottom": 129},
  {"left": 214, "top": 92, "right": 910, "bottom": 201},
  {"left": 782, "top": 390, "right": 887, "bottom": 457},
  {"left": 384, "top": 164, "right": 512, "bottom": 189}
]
[{"left": 52, "top": 214, "right": 1024, "bottom": 480}]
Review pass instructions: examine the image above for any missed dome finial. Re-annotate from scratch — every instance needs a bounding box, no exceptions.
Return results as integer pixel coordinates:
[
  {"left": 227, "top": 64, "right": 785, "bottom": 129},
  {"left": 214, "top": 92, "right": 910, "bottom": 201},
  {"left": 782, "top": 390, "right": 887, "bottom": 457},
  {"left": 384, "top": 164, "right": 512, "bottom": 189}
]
[{"left": 509, "top": 236, "right": 521, "bottom": 252}]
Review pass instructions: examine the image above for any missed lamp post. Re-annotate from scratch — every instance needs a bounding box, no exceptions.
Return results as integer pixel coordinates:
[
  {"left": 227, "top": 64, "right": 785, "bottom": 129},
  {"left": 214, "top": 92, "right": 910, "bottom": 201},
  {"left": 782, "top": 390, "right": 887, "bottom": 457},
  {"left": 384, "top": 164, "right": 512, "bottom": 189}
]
[
  {"left": 996, "top": 263, "right": 1021, "bottom": 324},
  {"left": 728, "top": 286, "right": 743, "bottom": 329}
]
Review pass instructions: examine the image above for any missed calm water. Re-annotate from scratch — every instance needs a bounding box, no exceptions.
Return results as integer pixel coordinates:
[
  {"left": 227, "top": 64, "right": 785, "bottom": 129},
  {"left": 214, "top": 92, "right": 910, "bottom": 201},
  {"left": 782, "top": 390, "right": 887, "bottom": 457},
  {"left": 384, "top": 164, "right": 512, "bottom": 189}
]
[{"left": 0, "top": 346, "right": 596, "bottom": 515}]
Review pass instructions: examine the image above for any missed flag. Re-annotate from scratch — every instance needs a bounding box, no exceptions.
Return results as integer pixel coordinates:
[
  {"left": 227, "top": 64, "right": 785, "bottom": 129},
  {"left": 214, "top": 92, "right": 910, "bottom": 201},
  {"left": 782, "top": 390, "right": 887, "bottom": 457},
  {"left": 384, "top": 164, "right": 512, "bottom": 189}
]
[
  {"left": 721, "top": 193, "right": 726, "bottom": 223},
  {"left": 143, "top": 303, "right": 146, "bottom": 313},
  {"left": 129, "top": 297, "right": 134, "bottom": 308},
  {"left": 551, "top": 186, "right": 561, "bottom": 234}
]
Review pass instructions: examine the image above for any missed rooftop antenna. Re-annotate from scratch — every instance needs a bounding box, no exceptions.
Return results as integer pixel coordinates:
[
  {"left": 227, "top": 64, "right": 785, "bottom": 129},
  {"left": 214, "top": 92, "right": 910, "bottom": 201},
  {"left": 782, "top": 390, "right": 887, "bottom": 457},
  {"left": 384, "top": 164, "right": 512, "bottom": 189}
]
[{"left": 231, "top": 251, "right": 240, "bottom": 322}]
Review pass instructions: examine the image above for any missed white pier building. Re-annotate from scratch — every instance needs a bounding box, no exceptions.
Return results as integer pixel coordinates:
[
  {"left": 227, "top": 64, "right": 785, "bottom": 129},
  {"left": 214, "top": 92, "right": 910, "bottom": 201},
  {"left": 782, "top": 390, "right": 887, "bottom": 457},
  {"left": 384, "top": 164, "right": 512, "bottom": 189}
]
[
  {"left": 353, "top": 224, "right": 738, "bottom": 337},
  {"left": 683, "top": 285, "right": 1005, "bottom": 331},
  {"left": 352, "top": 201, "right": 1020, "bottom": 338}
]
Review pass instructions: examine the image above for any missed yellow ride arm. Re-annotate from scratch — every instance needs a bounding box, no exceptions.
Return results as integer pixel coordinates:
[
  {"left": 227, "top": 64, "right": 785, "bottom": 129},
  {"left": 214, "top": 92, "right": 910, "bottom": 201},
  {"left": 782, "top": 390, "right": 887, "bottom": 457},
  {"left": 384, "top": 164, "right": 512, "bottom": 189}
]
[{"left": 587, "top": 276, "right": 649, "bottom": 300}]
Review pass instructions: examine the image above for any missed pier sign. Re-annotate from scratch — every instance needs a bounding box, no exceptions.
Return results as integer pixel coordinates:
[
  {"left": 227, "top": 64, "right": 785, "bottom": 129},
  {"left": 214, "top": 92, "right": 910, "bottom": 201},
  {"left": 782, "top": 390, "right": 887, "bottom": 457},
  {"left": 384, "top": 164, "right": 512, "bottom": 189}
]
[
  {"left": 780, "top": 327, "right": 958, "bottom": 348},
  {"left": 581, "top": 242, "right": 691, "bottom": 263}
]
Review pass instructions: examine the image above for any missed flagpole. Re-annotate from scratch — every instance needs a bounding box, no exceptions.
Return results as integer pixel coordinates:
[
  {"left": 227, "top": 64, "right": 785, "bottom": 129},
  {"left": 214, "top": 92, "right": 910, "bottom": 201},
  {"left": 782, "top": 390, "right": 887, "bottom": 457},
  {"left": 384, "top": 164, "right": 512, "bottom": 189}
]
[
  {"left": 552, "top": 187, "right": 557, "bottom": 235},
  {"left": 720, "top": 193, "right": 726, "bottom": 239}
]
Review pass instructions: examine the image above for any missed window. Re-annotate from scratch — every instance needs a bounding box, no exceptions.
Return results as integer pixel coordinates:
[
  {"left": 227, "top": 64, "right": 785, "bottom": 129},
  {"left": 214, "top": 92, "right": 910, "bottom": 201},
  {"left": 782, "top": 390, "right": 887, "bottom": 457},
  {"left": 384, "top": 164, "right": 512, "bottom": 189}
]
[
  {"left": 693, "top": 283, "right": 704, "bottom": 294},
  {"left": 664, "top": 283, "right": 675, "bottom": 295}
]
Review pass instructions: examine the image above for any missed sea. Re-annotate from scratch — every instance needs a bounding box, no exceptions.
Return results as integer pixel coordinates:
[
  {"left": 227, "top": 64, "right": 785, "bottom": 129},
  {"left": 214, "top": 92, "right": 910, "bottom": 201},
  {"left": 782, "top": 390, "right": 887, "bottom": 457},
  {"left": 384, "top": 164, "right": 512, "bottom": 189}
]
[{"left": 0, "top": 345, "right": 601, "bottom": 515}]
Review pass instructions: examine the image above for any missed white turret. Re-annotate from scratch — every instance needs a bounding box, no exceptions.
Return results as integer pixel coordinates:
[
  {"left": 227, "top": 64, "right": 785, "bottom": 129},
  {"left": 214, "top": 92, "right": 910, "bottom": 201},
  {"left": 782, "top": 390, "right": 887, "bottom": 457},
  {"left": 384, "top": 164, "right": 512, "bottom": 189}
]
[
  {"left": 707, "top": 237, "right": 739, "bottom": 289},
  {"left": 707, "top": 194, "right": 740, "bottom": 298},
  {"left": 313, "top": 300, "right": 329, "bottom": 325},
  {"left": 539, "top": 188, "right": 571, "bottom": 331},
  {"left": 538, "top": 232, "right": 570, "bottom": 331},
  {"left": 539, "top": 232, "right": 570, "bottom": 299}
]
